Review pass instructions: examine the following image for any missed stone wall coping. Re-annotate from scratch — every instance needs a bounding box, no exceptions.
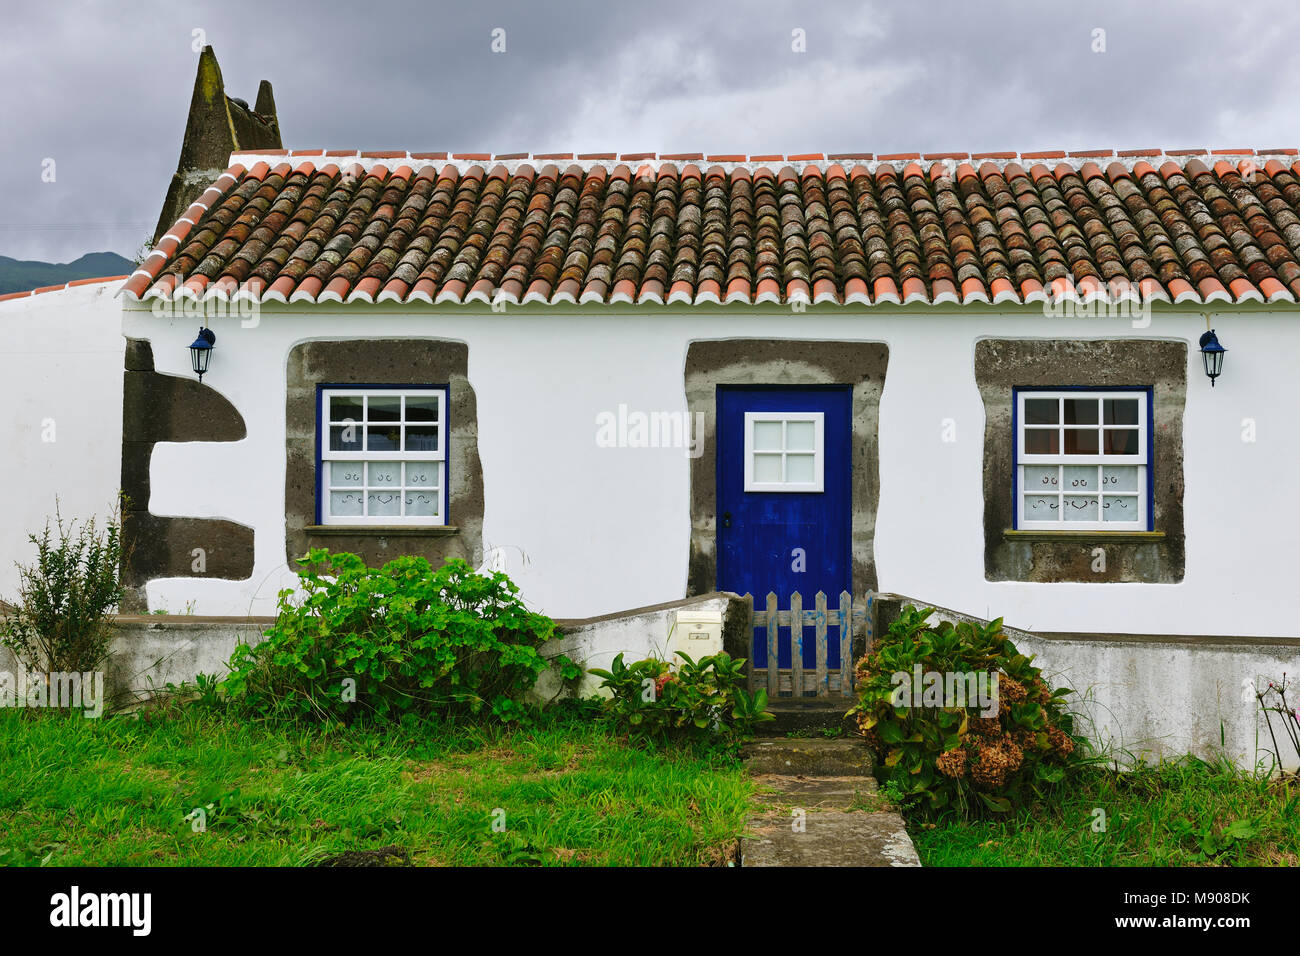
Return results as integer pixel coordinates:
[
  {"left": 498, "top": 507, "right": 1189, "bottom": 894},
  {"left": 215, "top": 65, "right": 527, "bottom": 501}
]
[
  {"left": 555, "top": 591, "right": 737, "bottom": 631},
  {"left": 113, "top": 615, "right": 276, "bottom": 626},
  {"left": 876, "top": 592, "right": 1300, "bottom": 649}
]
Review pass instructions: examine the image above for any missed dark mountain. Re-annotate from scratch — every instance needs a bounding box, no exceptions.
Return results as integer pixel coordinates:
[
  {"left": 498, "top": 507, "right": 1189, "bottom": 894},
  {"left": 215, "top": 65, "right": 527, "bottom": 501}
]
[{"left": 0, "top": 251, "right": 134, "bottom": 295}]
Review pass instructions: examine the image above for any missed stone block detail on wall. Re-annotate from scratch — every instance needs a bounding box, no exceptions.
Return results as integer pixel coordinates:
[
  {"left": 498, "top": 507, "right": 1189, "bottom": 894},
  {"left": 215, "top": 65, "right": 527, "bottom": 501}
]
[{"left": 119, "top": 338, "right": 254, "bottom": 612}]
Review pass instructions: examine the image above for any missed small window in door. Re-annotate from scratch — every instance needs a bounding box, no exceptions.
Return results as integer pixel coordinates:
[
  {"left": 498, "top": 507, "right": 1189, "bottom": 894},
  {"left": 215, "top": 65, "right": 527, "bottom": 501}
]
[{"left": 743, "top": 411, "right": 825, "bottom": 492}]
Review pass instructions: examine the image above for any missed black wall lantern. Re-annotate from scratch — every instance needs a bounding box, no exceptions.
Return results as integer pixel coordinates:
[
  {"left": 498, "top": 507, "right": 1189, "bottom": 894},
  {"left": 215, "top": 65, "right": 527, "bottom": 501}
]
[
  {"left": 189, "top": 326, "right": 215, "bottom": 381},
  {"left": 1198, "top": 328, "right": 1226, "bottom": 387}
]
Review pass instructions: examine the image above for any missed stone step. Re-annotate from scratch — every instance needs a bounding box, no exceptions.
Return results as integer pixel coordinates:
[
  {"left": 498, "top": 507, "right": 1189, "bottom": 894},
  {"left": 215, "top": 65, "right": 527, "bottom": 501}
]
[
  {"left": 750, "top": 773, "right": 884, "bottom": 812},
  {"left": 741, "top": 810, "right": 920, "bottom": 867},
  {"left": 741, "top": 737, "right": 873, "bottom": 777},
  {"left": 756, "top": 698, "right": 855, "bottom": 736}
]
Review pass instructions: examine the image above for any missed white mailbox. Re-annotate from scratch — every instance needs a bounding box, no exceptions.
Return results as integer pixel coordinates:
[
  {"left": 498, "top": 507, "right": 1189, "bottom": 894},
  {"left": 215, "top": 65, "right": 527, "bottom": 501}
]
[{"left": 669, "top": 608, "right": 724, "bottom": 666}]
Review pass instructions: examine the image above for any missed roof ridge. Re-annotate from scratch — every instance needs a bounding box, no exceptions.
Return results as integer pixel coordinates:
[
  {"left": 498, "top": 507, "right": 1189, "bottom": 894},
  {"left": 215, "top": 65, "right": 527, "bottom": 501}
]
[
  {"left": 225, "top": 147, "right": 1300, "bottom": 174},
  {"left": 0, "top": 274, "right": 129, "bottom": 305}
]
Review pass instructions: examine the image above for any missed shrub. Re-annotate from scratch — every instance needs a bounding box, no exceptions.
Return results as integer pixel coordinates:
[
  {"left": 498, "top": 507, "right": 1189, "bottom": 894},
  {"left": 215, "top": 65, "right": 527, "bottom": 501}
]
[
  {"left": 221, "top": 550, "right": 556, "bottom": 722},
  {"left": 588, "top": 651, "right": 773, "bottom": 747},
  {"left": 1252, "top": 674, "right": 1300, "bottom": 775},
  {"left": 0, "top": 506, "right": 124, "bottom": 676},
  {"left": 849, "top": 605, "right": 1084, "bottom": 816}
]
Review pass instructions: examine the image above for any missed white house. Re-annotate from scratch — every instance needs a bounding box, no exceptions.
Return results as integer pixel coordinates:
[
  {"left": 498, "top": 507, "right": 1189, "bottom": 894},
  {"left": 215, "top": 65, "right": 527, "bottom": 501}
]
[{"left": 4, "top": 53, "right": 1300, "bottom": 763}]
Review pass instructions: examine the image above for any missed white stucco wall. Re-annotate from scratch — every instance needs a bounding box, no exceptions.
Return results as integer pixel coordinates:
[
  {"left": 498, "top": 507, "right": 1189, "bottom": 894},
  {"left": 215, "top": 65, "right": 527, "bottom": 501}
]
[
  {"left": 111, "top": 300, "right": 1300, "bottom": 643},
  {"left": 0, "top": 283, "right": 125, "bottom": 604}
]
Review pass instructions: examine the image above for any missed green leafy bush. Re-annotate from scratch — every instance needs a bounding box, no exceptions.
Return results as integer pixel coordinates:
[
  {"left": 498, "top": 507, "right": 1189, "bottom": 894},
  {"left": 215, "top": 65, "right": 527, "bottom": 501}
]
[
  {"left": 221, "top": 550, "right": 556, "bottom": 722},
  {"left": 849, "top": 606, "right": 1084, "bottom": 816},
  {"left": 588, "top": 651, "right": 772, "bottom": 747},
  {"left": 0, "top": 506, "right": 123, "bottom": 675}
]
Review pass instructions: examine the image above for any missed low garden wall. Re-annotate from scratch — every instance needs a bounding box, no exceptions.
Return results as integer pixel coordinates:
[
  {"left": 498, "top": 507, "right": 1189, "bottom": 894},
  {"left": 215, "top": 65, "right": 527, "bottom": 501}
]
[
  {"left": 872, "top": 594, "right": 1300, "bottom": 772},
  {"left": 0, "top": 593, "right": 748, "bottom": 708},
  {"left": 5, "top": 591, "right": 1295, "bottom": 771},
  {"left": 532, "top": 592, "right": 745, "bottom": 701}
]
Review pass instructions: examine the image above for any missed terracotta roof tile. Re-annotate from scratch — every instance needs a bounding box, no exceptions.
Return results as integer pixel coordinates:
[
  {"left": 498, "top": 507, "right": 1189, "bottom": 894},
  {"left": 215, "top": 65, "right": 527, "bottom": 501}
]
[{"left": 124, "top": 149, "right": 1300, "bottom": 308}]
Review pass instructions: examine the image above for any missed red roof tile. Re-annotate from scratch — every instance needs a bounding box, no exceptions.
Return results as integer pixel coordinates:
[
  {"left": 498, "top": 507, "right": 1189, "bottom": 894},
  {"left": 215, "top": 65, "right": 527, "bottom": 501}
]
[{"left": 122, "top": 150, "right": 1300, "bottom": 308}]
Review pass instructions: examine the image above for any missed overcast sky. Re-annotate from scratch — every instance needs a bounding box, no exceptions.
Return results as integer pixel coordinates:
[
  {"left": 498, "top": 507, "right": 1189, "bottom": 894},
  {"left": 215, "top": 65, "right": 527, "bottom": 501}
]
[{"left": 3, "top": 0, "right": 1297, "bottom": 263}]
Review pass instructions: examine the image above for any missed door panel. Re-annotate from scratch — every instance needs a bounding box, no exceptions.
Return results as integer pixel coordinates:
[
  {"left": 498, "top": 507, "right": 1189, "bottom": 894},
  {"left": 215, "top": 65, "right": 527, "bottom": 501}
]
[{"left": 716, "top": 386, "right": 852, "bottom": 673}]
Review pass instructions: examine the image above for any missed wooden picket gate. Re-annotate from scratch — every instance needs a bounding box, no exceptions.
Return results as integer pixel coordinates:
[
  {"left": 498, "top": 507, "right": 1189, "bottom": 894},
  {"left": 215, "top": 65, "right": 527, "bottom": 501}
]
[{"left": 739, "top": 591, "right": 872, "bottom": 698}]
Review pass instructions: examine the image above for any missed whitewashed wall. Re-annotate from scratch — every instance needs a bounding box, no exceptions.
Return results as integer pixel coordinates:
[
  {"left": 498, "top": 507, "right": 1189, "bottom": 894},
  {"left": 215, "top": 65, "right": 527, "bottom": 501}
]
[
  {"left": 116, "top": 301, "right": 1300, "bottom": 641},
  {"left": 0, "top": 284, "right": 125, "bottom": 603}
]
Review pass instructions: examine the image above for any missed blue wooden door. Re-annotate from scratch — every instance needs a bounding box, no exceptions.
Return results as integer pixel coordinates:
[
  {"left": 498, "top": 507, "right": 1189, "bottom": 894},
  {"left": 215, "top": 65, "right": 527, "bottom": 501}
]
[{"left": 716, "top": 386, "right": 852, "bottom": 675}]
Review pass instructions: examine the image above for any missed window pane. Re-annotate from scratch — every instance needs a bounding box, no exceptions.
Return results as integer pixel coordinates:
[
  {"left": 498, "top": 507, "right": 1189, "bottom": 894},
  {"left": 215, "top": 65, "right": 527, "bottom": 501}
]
[
  {"left": 330, "top": 462, "right": 363, "bottom": 486},
  {"left": 1102, "top": 465, "right": 1139, "bottom": 492},
  {"left": 1063, "top": 495, "right": 1098, "bottom": 520},
  {"left": 405, "top": 462, "right": 439, "bottom": 488},
  {"left": 752, "top": 421, "right": 782, "bottom": 451},
  {"left": 367, "top": 490, "right": 401, "bottom": 516},
  {"left": 1063, "top": 398, "right": 1099, "bottom": 424},
  {"left": 330, "top": 425, "right": 362, "bottom": 452},
  {"left": 1104, "top": 399, "right": 1139, "bottom": 425},
  {"left": 785, "top": 421, "right": 816, "bottom": 451},
  {"left": 785, "top": 454, "right": 815, "bottom": 483},
  {"left": 330, "top": 491, "right": 363, "bottom": 516},
  {"left": 1103, "top": 429, "right": 1139, "bottom": 455},
  {"left": 1024, "top": 429, "right": 1059, "bottom": 454},
  {"left": 1063, "top": 465, "right": 1097, "bottom": 492},
  {"left": 366, "top": 425, "right": 400, "bottom": 452},
  {"left": 405, "top": 395, "right": 441, "bottom": 423},
  {"left": 329, "top": 396, "right": 363, "bottom": 422},
  {"left": 405, "top": 425, "right": 440, "bottom": 452},
  {"left": 1024, "top": 465, "right": 1058, "bottom": 490},
  {"left": 1024, "top": 495, "right": 1058, "bottom": 521},
  {"left": 368, "top": 396, "right": 401, "bottom": 422},
  {"left": 1024, "top": 398, "right": 1057, "bottom": 425},
  {"left": 1102, "top": 496, "right": 1139, "bottom": 521},
  {"left": 753, "top": 454, "right": 782, "bottom": 483},
  {"left": 1064, "top": 429, "right": 1099, "bottom": 454},
  {"left": 368, "top": 461, "right": 400, "bottom": 486},
  {"left": 405, "top": 491, "right": 438, "bottom": 516}
]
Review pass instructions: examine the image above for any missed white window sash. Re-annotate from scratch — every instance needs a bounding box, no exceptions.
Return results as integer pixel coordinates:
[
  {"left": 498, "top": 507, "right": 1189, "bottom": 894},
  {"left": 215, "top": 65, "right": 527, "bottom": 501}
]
[
  {"left": 319, "top": 388, "right": 447, "bottom": 526},
  {"left": 743, "top": 411, "right": 825, "bottom": 493},
  {"left": 1015, "top": 391, "right": 1149, "bottom": 531}
]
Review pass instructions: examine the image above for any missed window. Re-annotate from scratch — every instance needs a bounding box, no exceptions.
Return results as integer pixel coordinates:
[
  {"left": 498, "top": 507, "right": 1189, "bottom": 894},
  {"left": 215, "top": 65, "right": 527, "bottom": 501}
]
[
  {"left": 743, "top": 411, "right": 824, "bottom": 492},
  {"left": 319, "top": 387, "right": 447, "bottom": 525},
  {"left": 1015, "top": 389, "right": 1150, "bottom": 530}
]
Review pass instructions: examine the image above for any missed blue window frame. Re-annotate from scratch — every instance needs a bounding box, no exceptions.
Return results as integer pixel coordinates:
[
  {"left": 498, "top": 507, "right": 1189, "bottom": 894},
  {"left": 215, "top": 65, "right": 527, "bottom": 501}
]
[
  {"left": 315, "top": 384, "right": 449, "bottom": 525},
  {"left": 1012, "top": 386, "right": 1154, "bottom": 531}
]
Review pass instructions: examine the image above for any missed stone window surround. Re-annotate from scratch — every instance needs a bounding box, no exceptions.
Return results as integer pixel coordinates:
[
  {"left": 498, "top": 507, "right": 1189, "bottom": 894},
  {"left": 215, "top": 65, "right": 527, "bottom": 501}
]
[
  {"left": 684, "top": 339, "right": 889, "bottom": 630},
  {"left": 285, "top": 339, "right": 483, "bottom": 571},
  {"left": 975, "top": 338, "right": 1186, "bottom": 584}
]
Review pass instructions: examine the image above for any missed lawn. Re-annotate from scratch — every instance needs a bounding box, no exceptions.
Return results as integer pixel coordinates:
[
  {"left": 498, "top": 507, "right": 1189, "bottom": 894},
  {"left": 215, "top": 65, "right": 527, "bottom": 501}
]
[
  {"left": 0, "top": 706, "right": 754, "bottom": 866},
  {"left": 909, "top": 757, "right": 1300, "bottom": 866}
]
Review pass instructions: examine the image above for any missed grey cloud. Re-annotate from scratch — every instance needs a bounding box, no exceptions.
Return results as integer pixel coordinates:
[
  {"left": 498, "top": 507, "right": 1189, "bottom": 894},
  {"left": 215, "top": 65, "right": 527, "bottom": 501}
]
[{"left": 1, "top": 0, "right": 1294, "bottom": 261}]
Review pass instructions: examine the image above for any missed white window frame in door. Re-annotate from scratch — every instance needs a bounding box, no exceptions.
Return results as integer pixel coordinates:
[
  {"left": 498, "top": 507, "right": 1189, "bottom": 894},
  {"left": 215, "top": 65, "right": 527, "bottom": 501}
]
[{"left": 743, "top": 411, "right": 825, "bottom": 492}]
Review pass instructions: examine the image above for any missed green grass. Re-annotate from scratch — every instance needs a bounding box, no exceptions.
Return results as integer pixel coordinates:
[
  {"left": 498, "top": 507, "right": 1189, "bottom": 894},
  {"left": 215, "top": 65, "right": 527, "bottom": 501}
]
[
  {"left": 0, "top": 707, "right": 753, "bottom": 866},
  {"left": 909, "top": 757, "right": 1300, "bottom": 866}
]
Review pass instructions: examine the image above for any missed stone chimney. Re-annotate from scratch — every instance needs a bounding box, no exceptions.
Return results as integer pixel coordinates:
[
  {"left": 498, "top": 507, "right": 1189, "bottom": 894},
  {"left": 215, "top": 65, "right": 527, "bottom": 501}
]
[{"left": 152, "top": 46, "right": 281, "bottom": 243}]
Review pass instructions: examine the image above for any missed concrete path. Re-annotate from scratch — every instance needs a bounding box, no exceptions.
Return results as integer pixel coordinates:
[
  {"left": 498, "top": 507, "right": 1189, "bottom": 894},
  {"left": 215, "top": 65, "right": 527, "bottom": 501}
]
[{"left": 740, "top": 737, "right": 921, "bottom": 867}]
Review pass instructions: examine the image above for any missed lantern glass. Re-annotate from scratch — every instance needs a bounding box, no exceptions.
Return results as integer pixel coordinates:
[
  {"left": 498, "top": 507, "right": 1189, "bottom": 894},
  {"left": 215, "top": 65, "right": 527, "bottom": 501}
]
[
  {"left": 189, "top": 327, "right": 215, "bottom": 380},
  {"left": 1198, "top": 329, "right": 1225, "bottom": 386}
]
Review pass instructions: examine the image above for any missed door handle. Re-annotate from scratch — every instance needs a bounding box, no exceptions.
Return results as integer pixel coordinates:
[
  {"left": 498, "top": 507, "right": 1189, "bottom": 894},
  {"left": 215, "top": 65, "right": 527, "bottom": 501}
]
[{"left": 722, "top": 511, "right": 732, "bottom": 528}]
